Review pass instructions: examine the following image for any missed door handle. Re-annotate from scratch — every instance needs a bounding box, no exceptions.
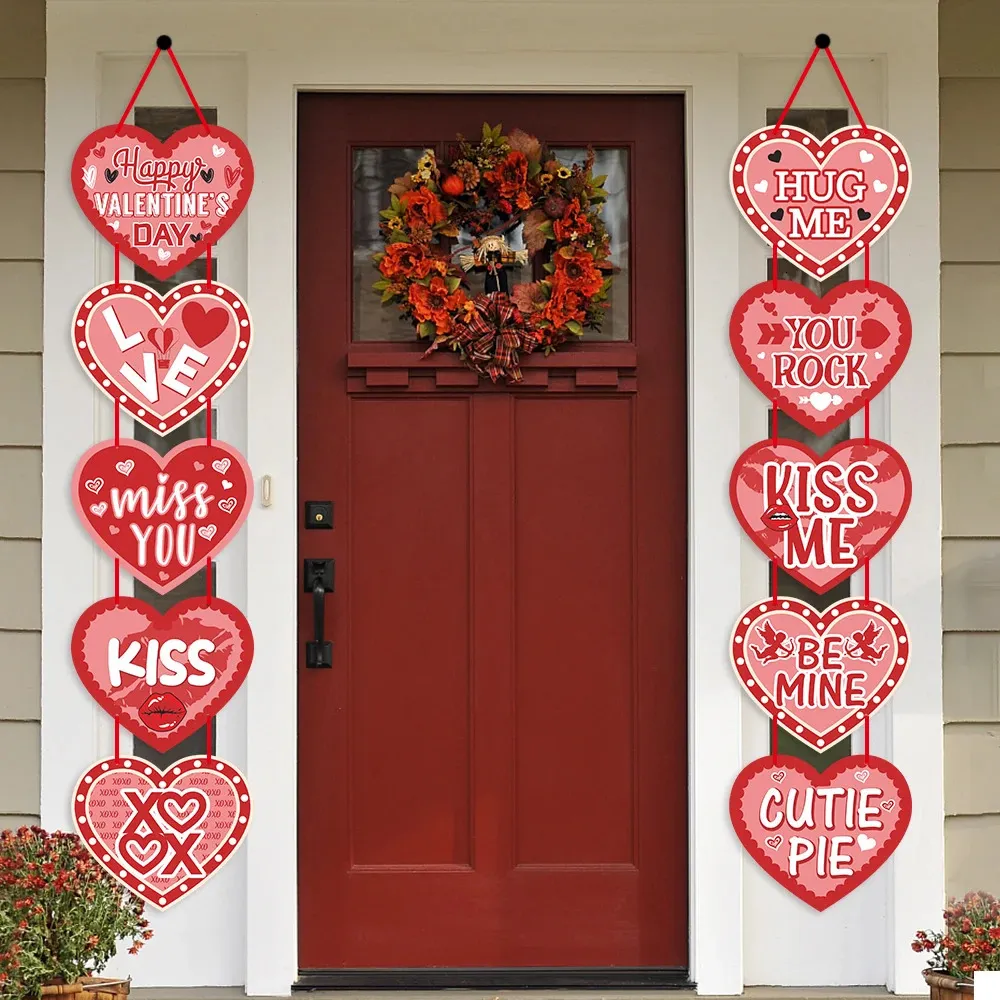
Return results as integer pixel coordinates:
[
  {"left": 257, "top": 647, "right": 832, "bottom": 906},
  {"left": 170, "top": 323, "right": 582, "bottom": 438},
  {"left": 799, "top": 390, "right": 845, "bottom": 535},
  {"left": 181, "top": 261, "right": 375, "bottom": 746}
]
[{"left": 303, "top": 558, "right": 335, "bottom": 668}]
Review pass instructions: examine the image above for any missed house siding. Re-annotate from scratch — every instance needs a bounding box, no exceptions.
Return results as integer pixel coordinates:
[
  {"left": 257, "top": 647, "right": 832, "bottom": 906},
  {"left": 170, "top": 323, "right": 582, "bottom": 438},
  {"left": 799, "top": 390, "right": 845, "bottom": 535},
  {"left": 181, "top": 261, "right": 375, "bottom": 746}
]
[
  {"left": 0, "top": 0, "right": 44, "bottom": 831},
  {"left": 940, "top": 0, "right": 1000, "bottom": 899}
]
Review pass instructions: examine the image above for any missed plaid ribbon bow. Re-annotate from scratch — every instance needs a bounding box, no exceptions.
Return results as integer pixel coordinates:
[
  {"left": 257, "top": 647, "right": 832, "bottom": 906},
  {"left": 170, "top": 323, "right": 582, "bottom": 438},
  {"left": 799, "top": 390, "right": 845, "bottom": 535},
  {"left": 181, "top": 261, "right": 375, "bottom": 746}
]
[{"left": 447, "top": 292, "right": 544, "bottom": 384}]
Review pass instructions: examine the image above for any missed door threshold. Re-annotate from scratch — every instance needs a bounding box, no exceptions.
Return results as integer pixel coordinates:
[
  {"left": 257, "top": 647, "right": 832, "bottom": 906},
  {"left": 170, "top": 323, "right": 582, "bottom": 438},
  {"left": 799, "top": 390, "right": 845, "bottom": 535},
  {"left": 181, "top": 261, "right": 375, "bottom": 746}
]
[{"left": 294, "top": 969, "right": 692, "bottom": 990}]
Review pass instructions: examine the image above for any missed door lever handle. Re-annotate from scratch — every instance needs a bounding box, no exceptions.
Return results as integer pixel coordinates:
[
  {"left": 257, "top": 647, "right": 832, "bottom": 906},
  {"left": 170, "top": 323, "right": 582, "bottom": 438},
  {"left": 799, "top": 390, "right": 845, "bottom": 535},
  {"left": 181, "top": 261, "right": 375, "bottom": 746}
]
[{"left": 303, "top": 558, "right": 335, "bottom": 668}]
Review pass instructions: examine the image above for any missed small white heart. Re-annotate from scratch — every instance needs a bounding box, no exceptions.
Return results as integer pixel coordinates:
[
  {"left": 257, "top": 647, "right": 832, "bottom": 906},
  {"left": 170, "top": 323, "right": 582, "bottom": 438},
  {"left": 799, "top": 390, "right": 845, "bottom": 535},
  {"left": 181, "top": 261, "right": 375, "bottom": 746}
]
[
  {"left": 221, "top": 479, "right": 233, "bottom": 490},
  {"left": 115, "top": 460, "right": 134, "bottom": 476},
  {"left": 832, "top": 394, "right": 843, "bottom": 405},
  {"left": 89, "top": 502, "right": 108, "bottom": 517},
  {"left": 875, "top": 352, "right": 883, "bottom": 360},
  {"left": 212, "top": 458, "right": 231, "bottom": 475},
  {"left": 110, "top": 220, "right": 120, "bottom": 231},
  {"left": 873, "top": 179, "right": 887, "bottom": 193},
  {"left": 857, "top": 834, "right": 877, "bottom": 851},
  {"left": 157, "top": 473, "right": 169, "bottom": 484},
  {"left": 212, "top": 144, "right": 226, "bottom": 158},
  {"left": 84, "top": 478, "right": 104, "bottom": 494},
  {"left": 198, "top": 525, "right": 218, "bottom": 540},
  {"left": 859, "top": 150, "right": 875, "bottom": 164},
  {"left": 855, "top": 769, "right": 871, "bottom": 782},
  {"left": 82, "top": 165, "right": 97, "bottom": 189},
  {"left": 753, "top": 179, "right": 768, "bottom": 193},
  {"left": 157, "top": 248, "right": 171, "bottom": 261},
  {"left": 808, "top": 391, "right": 833, "bottom": 412},
  {"left": 757, "top": 352, "right": 766, "bottom": 360}
]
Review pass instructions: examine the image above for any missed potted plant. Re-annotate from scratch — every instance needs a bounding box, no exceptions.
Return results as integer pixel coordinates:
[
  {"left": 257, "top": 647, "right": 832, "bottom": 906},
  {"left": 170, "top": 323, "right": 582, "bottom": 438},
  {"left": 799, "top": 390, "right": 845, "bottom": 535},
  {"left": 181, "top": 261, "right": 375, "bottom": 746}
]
[
  {"left": 913, "top": 891, "right": 1000, "bottom": 997},
  {"left": 0, "top": 827, "right": 151, "bottom": 1000}
]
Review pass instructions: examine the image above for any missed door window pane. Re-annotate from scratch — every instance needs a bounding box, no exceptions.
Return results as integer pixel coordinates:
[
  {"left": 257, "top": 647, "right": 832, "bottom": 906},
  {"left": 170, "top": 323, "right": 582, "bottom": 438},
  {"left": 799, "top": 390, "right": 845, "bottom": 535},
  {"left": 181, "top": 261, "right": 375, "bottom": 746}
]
[
  {"left": 128, "top": 105, "right": 220, "bottom": 765},
  {"left": 762, "top": 107, "right": 853, "bottom": 772},
  {"left": 351, "top": 145, "right": 630, "bottom": 342}
]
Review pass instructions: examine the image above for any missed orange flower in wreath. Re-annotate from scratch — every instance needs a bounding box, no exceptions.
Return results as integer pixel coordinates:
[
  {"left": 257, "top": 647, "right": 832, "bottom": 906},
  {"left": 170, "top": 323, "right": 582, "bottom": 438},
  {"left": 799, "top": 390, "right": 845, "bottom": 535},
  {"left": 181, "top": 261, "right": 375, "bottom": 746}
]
[
  {"left": 409, "top": 276, "right": 467, "bottom": 334},
  {"left": 551, "top": 245, "right": 604, "bottom": 298},
  {"left": 379, "top": 242, "right": 446, "bottom": 280},
  {"left": 485, "top": 151, "right": 529, "bottom": 202},
  {"left": 543, "top": 285, "right": 587, "bottom": 329},
  {"left": 400, "top": 187, "right": 447, "bottom": 231},
  {"left": 552, "top": 198, "right": 593, "bottom": 242}
]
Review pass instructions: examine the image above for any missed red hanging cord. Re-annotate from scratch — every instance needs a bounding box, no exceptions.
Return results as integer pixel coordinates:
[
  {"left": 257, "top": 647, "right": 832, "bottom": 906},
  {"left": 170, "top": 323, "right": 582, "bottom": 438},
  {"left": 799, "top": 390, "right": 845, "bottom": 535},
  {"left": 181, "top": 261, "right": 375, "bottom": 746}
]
[
  {"left": 115, "top": 39, "right": 210, "bottom": 136},
  {"left": 205, "top": 242, "right": 213, "bottom": 285},
  {"left": 114, "top": 559, "right": 120, "bottom": 605},
  {"left": 770, "top": 559, "right": 779, "bottom": 600},
  {"left": 774, "top": 45, "right": 822, "bottom": 129},
  {"left": 166, "top": 47, "right": 211, "bottom": 133},
  {"left": 864, "top": 563, "right": 871, "bottom": 602},
  {"left": 114, "top": 721, "right": 121, "bottom": 759},
  {"left": 864, "top": 245, "right": 871, "bottom": 290},
  {"left": 863, "top": 717, "right": 871, "bottom": 763},
  {"left": 771, "top": 716, "right": 779, "bottom": 764},
  {"left": 772, "top": 243, "right": 779, "bottom": 289},
  {"left": 116, "top": 49, "right": 162, "bottom": 133},
  {"left": 206, "top": 717, "right": 213, "bottom": 759},
  {"left": 771, "top": 400, "right": 780, "bottom": 444},
  {"left": 864, "top": 402, "right": 871, "bottom": 443},
  {"left": 206, "top": 556, "right": 213, "bottom": 604},
  {"left": 114, "top": 248, "right": 120, "bottom": 284},
  {"left": 824, "top": 48, "right": 868, "bottom": 129},
  {"left": 205, "top": 394, "right": 212, "bottom": 446},
  {"left": 113, "top": 401, "right": 120, "bottom": 447}
]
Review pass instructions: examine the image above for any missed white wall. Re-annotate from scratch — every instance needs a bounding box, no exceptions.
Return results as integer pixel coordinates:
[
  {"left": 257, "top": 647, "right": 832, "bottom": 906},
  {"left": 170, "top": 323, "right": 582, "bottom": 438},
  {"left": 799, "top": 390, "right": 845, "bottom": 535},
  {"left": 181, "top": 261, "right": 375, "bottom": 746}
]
[{"left": 43, "top": 1, "right": 941, "bottom": 994}]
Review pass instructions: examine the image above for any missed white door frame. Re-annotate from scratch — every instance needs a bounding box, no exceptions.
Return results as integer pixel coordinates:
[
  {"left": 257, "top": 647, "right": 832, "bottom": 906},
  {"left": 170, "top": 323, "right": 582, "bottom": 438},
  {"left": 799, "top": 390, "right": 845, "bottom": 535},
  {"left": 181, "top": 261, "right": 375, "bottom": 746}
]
[{"left": 42, "top": 2, "right": 941, "bottom": 995}]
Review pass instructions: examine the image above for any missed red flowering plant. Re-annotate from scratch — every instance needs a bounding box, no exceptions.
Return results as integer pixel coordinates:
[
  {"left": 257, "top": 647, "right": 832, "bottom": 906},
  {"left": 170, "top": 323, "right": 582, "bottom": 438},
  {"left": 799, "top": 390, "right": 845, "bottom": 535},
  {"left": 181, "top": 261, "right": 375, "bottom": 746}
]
[
  {"left": 912, "top": 891, "right": 1000, "bottom": 981},
  {"left": 0, "top": 827, "right": 150, "bottom": 999},
  {"left": 372, "top": 123, "right": 614, "bottom": 382}
]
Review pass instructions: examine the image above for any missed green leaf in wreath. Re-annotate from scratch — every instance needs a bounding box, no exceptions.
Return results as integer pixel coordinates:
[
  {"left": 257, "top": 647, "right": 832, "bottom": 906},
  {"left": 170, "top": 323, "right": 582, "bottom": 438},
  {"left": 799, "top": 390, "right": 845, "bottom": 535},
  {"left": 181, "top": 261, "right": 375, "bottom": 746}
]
[
  {"left": 528, "top": 160, "right": 542, "bottom": 179},
  {"left": 379, "top": 208, "right": 397, "bottom": 220},
  {"left": 418, "top": 321, "right": 436, "bottom": 339},
  {"left": 538, "top": 220, "right": 554, "bottom": 237},
  {"left": 372, "top": 279, "right": 391, "bottom": 291},
  {"left": 565, "top": 320, "right": 584, "bottom": 336},
  {"left": 591, "top": 174, "right": 608, "bottom": 188},
  {"left": 380, "top": 288, "right": 397, "bottom": 304},
  {"left": 446, "top": 276, "right": 463, "bottom": 293},
  {"left": 542, "top": 262, "right": 555, "bottom": 274}
]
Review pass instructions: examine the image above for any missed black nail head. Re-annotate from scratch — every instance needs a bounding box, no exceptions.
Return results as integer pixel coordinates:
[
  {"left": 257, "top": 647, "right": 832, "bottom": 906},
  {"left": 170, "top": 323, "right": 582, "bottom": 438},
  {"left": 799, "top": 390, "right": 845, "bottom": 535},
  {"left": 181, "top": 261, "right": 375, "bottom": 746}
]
[
  {"left": 770, "top": 209, "right": 784, "bottom": 221},
  {"left": 815, "top": 34, "right": 831, "bottom": 49},
  {"left": 156, "top": 35, "right": 173, "bottom": 50},
  {"left": 768, "top": 150, "right": 782, "bottom": 163},
  {"left": 200, "top": 168, "right": 215, "bottom": 183},
  {"left": 858, "top": 208, "right": 872, "bottom": 221},
  {"left": 104, "top": 169, "right": 119, "bottom": 184}
]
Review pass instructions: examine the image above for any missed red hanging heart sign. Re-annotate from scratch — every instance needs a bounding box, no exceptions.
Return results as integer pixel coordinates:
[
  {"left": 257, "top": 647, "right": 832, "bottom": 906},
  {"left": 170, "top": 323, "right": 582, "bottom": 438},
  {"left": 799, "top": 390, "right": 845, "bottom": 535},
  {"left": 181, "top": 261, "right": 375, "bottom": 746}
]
[
  {"left": 71, "top": 125, "right": 254, "bottom": 279},
  {"left": 730, "top": 280, "right": 911, "bottom": 434},
  {"left": 72, "top": 596, "right": 254, "bottom": 751},
  {"left": 730, "top": 437, "right": 911, "bottom": 593},
  {"left": 72, "top": 438, "right": 253, "bottom": 595},
  {"left": 730, "top": 754, "right": 911, "bottom": 910},
  {"left": 730, "top": 596, "right": 909, "bottom": 748},
  {"left": 730, "top": 125, "right": 911, "bottom": 279},
  {"left": 73, "top": 281, "right": 253, "bottom": 435},
  {"left": 73, "top": 755, "right": 251, "bottom": 910}
]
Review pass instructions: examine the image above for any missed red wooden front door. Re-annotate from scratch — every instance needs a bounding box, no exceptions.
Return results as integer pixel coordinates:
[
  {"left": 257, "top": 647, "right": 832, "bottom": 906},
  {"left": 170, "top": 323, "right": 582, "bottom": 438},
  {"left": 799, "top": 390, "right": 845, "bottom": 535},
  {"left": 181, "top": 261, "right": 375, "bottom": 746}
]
[{"left": 297, "top": 93, "right": 687, "bottom": 975}]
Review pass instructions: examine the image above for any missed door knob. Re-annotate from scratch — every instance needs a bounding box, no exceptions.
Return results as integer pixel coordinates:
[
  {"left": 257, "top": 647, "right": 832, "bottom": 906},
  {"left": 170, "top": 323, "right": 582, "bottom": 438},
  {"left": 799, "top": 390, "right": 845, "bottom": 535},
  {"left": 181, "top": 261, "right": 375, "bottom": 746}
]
[{"left": 303, "top": 558, "right": 335, "bottom": 668}]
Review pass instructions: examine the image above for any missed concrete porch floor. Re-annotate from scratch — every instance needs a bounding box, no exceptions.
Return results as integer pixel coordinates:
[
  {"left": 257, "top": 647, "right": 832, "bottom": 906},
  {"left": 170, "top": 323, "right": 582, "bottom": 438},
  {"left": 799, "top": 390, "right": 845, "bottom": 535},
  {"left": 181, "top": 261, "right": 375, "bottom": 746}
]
[{"left": 129, "top": 989, "right": 925, "bottom": 1000}]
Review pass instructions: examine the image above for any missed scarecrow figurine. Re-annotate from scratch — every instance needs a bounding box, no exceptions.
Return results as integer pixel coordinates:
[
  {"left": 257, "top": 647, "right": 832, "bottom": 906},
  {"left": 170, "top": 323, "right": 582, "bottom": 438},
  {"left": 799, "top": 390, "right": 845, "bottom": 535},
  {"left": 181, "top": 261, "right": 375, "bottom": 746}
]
[{"left": 458, "top": 233, "right": 529, "bottom": 296}]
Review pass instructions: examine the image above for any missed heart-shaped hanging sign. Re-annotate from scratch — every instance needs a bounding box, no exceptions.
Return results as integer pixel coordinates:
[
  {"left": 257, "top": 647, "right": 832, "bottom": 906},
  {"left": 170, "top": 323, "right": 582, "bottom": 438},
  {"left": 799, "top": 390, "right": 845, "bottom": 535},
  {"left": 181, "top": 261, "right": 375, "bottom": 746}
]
[
  {"left": 730, "top": 125, "right": 911, "bottom": 279},
  {"left": 730, "top": 596, "right": 909, "bottom": 748},
  {"left": 73, "top": 280, "right": 253, "bottom": 435},
  {"left": 730, "top": 437, "right": 911, "bottom": 593},
  {"left": 72, "top": 438, "right": 253, "bottom": 595},
  {"left": 72, "top": 596, "right": 254, "bottom": 751},
  {"left": 73, "top": 755, "right": 251, "bottom": 910},
  {"left": 730, "top": 754, "right": 911, "bottom": 910},
  {"left": 730, "top": 280, "right": 911, "bottom": 434},
  {"left": 72, "top": 125, "right": 254, "bottom": 279}
]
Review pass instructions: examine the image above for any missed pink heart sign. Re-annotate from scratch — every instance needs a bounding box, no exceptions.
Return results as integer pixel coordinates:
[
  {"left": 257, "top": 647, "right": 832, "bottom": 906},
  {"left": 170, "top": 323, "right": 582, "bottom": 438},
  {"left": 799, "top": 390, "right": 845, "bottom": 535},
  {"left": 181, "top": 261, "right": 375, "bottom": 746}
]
[
  {"left": 73, "top": 280, "right": 253, "bottom": 435},
  {"left": 730, "top": 596, "right": 910, "bottom": 748},
  {"left": 730, "top": 754, "right": 911, "bottom": 910},
  {"left": 72, "top": 124, "right": 254, "bottom": 279},
  {"left": 73, "top": 755, "right": 251, "bottom": 910},
  {"left": 730, "top": 125, "right": 911, "bottom": 279},
  {"left": 72, "top": 596, "right": 254, "bottom": 752},
  {"left": 730, "top": 280, "right": 911, "bottom": 435},
  {"left": 72, "top": 438, "right": 253, "bottom": 595},
  {"left": 730, "top": 437, "right": 911, "bottom": 593}
]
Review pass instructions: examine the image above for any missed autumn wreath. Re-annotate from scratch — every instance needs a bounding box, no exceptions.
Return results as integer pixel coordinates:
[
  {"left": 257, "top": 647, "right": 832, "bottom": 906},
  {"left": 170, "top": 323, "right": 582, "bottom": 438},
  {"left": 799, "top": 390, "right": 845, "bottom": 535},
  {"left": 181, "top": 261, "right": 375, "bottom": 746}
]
[{"left": 372, "top": 123, "right": 614, "bottom": 383}]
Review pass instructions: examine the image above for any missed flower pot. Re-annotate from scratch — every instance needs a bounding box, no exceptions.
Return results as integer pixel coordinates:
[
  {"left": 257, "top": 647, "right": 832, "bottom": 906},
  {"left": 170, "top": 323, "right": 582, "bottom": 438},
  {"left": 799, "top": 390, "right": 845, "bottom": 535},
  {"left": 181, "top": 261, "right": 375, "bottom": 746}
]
[
  {"left": 40, "top": 978, "right": 130, "bottom": 1000},
  {"left": 924, "top": 970, "right": 975, "bottom": 1000}
]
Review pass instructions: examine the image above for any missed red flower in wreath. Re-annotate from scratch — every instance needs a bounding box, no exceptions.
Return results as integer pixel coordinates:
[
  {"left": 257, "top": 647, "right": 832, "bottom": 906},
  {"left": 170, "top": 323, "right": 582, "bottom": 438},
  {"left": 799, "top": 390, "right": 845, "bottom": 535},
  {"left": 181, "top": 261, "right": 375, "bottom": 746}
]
[
  {"left": 379, "top": 242, "right": 445, "bottom": 280},
  {"left": 551, "top": 245, "right": 605, "bottom": 297},
  {"left": 552, "top": 198, "right": 593, "bottom": 242},
  {"left": 485, "top": 151, "right": 529, "bottom": 203},
  {"left": 400, "top": 187, "right": 447, "bottom": 231},
  {"left": 409, "top": 277, "right": 467, "bottom": 334},
  {"left": 542, "top": 285, "right": 587, "bottom": 329}
]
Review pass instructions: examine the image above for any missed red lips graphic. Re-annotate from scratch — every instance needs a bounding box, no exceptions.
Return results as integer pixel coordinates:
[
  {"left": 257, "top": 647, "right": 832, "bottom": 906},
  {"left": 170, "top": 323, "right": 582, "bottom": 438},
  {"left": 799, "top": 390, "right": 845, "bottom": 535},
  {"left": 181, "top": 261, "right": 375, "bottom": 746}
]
[
  {"left": 139, "top": 692, "right": 187, "bottom": 732},
  {"left": 762, "top": 498, "right": 797, "bottom": 532}
]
